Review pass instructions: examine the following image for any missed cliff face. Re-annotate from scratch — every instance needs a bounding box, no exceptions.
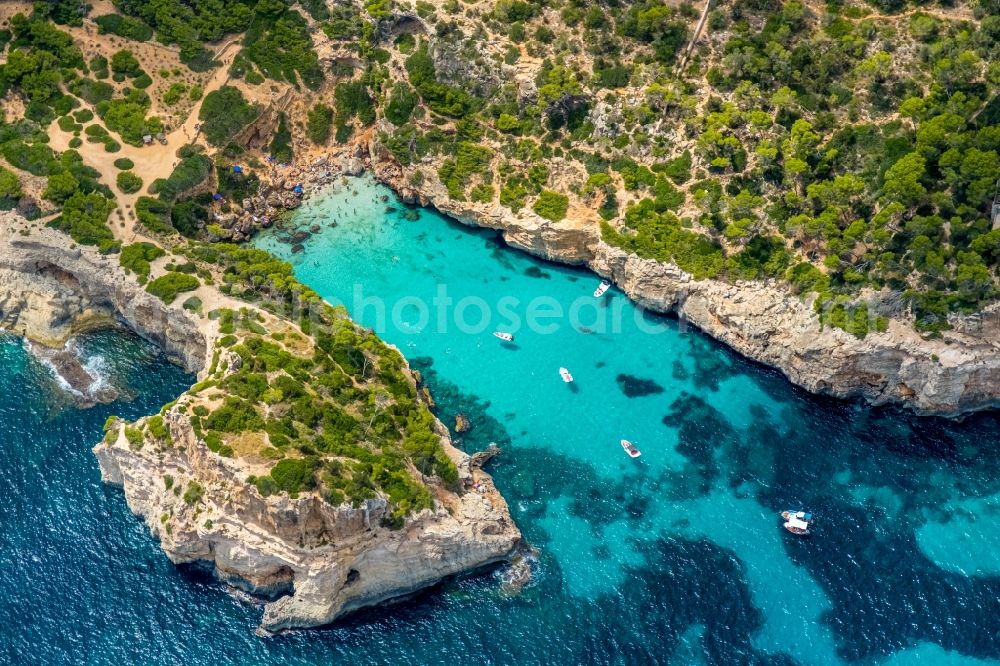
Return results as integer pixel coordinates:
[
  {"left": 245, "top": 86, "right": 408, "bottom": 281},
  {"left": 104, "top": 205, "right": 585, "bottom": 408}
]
[
  {"left": 0, "top": 214, "right": 207, "bottom": 374},
  {"left": 370, "top": 159, "right": 1000, "bottom": 417},
  {"left": 93, "top": 402, "right": 520, "bottom": 633}
]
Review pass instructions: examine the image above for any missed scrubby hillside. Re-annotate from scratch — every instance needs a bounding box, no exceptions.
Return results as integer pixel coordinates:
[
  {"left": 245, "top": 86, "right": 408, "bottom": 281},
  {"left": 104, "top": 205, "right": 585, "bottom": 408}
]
[{"left": 1, "top": 0, "right": 998, "bottom": 339}]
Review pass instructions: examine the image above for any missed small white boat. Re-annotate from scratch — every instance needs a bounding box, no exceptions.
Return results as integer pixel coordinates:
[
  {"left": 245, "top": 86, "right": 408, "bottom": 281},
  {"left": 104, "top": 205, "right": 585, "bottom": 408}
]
[
  {"left": 781, "top": 510, "right": 813, "bottom": 536},
  {"left": 621, "top": 439, "right": 641, "bottom": 458},
  {"left": 493, "top": 331, "right": 514, "bottom": 342},
  {"left": 593, "top": 280, "right": 611, "bottom": 298},
  {"left": 559, "top": 367, "right": 573, "bottom": 383}
]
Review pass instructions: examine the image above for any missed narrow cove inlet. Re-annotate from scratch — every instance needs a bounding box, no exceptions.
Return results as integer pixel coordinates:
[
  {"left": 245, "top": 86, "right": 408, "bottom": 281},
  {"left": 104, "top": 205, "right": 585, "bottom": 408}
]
[{"left": 247, "top": 175, "right": 1000, "bottom": 665}]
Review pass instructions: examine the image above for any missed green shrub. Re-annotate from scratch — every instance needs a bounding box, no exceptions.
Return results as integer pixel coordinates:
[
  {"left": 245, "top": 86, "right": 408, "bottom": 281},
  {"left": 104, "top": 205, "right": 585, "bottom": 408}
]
[
  {"left": 269, "top": 113, "right": 293, "bottom": 164},
  {"left": 113, "top": 158, "right": 134, "bottom": 170},
  {"left": 532, "top": 190, "right": 569, "bottom": 221},
  {"left": 496, "top": 113, "right": 521, "bottom": 133},
  {"left": 91, "top": 56, "right": 110, "bottom": 79},
  {"left": 306, "top": 104, "right": 333, "bottom": 144},
  {"left": 49, "top": 192, "right": 118, "bottom": 252},
  {"left": 124, "top": 426, "right": 144, "bottom": 450},
  {"left": 500, "top": 177, "right": 529, "bottom": 211},
  {"left": 110, "top": 49, "right": 143, "bottom": 77},
  {"left": 437, "top": 142, "right": 491, "bottom": 199},
  {"left": 269, "top": 457, "right": 319, "bottom": 496},
  {"left": 1, "top": 140, "right": 59, "bottom": 176},
  {"left": 147, "top": 415, "right": 171, "bottom": 443},
  {"left": 120, "top": 242, "right": 165, "bottom": 277},
  {"left": 156, "top": 153, "right": 213, "bottom": 202},
  {"left": 95, "top": 89, "right": 162, "bottom": 146},
  {"left": 334, "top": 81, "right": 376, "bottom": 126},
  {"left": 0, "top": 167, "right": 22, "bottom": 209},
  {"left": 135, "top": 196, "right": 174, "bottom": 234},
  {"left": 116, "top": 171, "right": 143, "bottom": 194},
  {"left": 656, "top": 151, "right": 693, "bottom": 184},
  {"left": 199, "top": 87, "right": 260, "bottom": 147},
  {"left": 94, "top": 14, "right": 153, "bottom": 41},
  {"left": 601, "top": 200, "right": 726, "bottom": 279},
  {"left": 204, "top": 396, "right": 264, "bottom": 433},
  {"left": 146, "top": 272, "right": 200, "bottom": 304},
  {"left": 385, "top": 83, "right": 418, "bottom": 126},
  {"left": 57, "top": 116, "right": 81, "bottom": 133},
  {"left": 335, "top": 122, "right": 353, "bottom": 144},
  {"left": 394, "top": 32, "right": 416, "bottom": 53},
  {"left": 405, "top": 44, "right": 478, "bottom": 118},
  {"left": 183, "top": 480, "right": 204, "bottom": 505}
]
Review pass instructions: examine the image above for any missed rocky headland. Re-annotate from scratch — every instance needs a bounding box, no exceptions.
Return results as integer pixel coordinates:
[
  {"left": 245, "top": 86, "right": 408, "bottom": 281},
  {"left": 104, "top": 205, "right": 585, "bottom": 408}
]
[
  {"left": 94, "top": 398, "right": 520, "bottom": 634},
  {"left": 0, "top": 212, "right": 521, "bottom": 632}
]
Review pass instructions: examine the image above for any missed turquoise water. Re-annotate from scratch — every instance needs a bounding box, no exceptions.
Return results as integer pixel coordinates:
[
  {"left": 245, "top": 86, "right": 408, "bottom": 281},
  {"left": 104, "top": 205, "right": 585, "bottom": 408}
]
[
  {"left": 254, "top": 176, "right": 1000, "bottom": 664},
  {"left": 3, "top": 176, "right": 1000, "bottom": 665}
]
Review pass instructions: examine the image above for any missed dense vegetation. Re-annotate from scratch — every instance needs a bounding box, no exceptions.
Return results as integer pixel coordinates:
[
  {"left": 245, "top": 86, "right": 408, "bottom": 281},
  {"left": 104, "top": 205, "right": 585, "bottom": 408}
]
[
  {"left": 162, "top": 245, "right": 461, "bottom": 524},
  {"left": 145, "top": 271, "right": 200, "bottom": 303},
  {"left": 356, "top": 0, "right": 998, "bottom": 336},
  {"left": 230, "top": 3, "right": 324, "bottom": 90},
  {"left": 112, "top": 0, "right": 256, "bottom": 70},
  {"left": 198, "top": 86, "right": 260, "bottom": 148}
]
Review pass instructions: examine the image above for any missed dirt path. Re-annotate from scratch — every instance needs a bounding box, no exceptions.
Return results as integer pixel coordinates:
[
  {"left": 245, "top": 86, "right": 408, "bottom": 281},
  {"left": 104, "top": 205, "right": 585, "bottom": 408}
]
[{"left": 45, "top": 36, "right": 244, "bottom": 243}]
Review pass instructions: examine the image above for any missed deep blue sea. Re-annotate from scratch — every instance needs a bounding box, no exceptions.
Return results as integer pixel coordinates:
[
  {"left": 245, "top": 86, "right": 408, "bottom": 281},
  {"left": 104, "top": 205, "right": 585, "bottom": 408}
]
[{"left": 3, "top": 175, "right": 1000, "bottom": 665}]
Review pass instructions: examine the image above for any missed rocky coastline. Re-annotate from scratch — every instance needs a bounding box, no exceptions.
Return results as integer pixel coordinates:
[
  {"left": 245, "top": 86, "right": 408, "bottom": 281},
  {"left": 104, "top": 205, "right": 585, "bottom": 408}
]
[
  {"left": 0, "top": 213, "right": 208, "bottom": 383},
  {"left": 0, "top": 212, "right": 522, "bottom": 632},
  {"left": 223, "top": 145, "right": 1000, "bottom": 417}
]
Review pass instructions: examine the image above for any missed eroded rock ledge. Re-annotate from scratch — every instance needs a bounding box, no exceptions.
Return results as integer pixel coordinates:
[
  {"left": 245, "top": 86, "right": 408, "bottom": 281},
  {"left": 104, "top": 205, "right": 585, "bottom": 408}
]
[
  {"left": 368, "top": 158, "right": 1000, "bottom": 418},
  {"left": 0, "top": 213, "right": 207, "bottom": 375}
]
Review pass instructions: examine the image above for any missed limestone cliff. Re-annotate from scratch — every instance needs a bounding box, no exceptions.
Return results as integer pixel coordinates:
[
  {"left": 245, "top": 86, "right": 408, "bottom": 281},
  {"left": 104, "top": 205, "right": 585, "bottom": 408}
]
[
  {"left": 93, "top": 404, "right": 520, "bottom": 633},
  {"left": 0, "top": 213, "right": 207, "bottom": 374},
  {"left": 367, "top": 158, "right": 1000, "bottom": 417}
]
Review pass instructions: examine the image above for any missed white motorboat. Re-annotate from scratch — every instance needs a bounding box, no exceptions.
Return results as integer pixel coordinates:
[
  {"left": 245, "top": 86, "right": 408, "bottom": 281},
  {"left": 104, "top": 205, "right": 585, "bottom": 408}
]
[
  {"left": 559, "top": 367, "right": 574, "bottom": 383},
  {"left": 493, "top": 331, "right": 514, "bottom": 342},
  {"left": 593, "top": 280, "right": 611, "bottom": 298},
  {"left": 621, "top": 439, "right": 641, "bottom": 458}
]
